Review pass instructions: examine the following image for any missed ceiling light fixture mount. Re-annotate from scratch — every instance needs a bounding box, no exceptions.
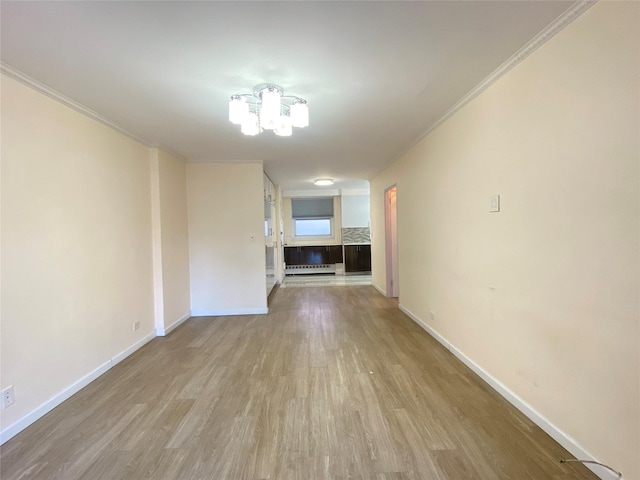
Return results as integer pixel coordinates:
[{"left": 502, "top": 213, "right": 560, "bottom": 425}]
[
  {"left": 314, "top": 178, "right": 334, "bottom": 186},
  {"left": 229, "top": 83, "right": 309, "bottom": 137}
]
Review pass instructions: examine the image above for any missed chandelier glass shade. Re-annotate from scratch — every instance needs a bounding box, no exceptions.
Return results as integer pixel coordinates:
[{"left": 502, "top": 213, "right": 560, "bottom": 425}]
[{"left": 229, "top": 84, "right": 308, "bottom": 136}]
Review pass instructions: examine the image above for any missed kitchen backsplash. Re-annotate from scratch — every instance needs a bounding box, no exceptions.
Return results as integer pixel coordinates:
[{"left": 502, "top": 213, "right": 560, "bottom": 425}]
[{"left": 342, "top": 227, "right": 371, "bottom": 244}]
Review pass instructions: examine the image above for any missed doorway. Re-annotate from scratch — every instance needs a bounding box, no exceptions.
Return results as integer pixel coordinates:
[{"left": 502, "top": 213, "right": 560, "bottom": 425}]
[{"left": 384, "top": 185, "right": 399, "bottom": 297}]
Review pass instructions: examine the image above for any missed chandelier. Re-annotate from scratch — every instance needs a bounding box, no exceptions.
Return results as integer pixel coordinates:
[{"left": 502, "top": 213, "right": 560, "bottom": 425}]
[{"left": 228, "top": 84, "right": 309, "bottom": 136}]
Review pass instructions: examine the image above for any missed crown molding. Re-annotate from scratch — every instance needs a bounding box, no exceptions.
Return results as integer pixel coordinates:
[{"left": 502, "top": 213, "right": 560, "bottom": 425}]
[
  {"left": 395, "top": 0, "right": 598, "bottom": 163},
  {"left": 1, "top": 61, "right": 151, "bottom": 146}
]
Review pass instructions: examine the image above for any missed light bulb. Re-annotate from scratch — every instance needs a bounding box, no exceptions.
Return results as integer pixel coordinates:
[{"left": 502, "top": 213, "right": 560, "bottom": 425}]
[
  {"left": 241, "top": 112, "right": 260, "bottom": 136},
  {"left": 275, "top": 115, "right": 293, "bottom": 137},
  {"left": 290, "top": 100, "right": 309, "bottom": 128},
  {"left": 259, "top": 87, "right": 281, "bottom": 130},
  {"left": 229, "top": 96, "right": 248, "bottom": 125}
]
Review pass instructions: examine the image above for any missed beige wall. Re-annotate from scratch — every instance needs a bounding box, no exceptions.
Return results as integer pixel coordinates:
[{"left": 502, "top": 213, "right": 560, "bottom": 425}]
[
  {"left": 150, "top": 148, "right": 191, "bottom": 334},
  {"left": 0, "top": 76, "right": 263, "bottom": 441},
  {"left": 1, "top": 75, "right": 155, "bottom": 433},
  {"left": 371, "top": 2, "right": 639, "bottom": 478},
  {"left": 187, "top": 163, "right": 267, "bottom": 314}
]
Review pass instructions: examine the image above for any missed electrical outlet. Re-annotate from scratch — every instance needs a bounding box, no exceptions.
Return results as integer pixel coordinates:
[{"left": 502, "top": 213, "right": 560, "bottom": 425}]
[
  {"left": 1, "top": 386, "right": 15, "bottom": 409},
  {"left": 133, "top": 321, "right": 140, "bottom": 331},
  {"left": 430, "top": 311, "right": 436, "bottom": 321}
]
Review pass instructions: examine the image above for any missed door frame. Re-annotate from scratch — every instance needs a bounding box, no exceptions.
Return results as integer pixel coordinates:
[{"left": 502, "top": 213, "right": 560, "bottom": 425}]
[{"left": 384, "top": 185, "right": 399, "bottom": 297}]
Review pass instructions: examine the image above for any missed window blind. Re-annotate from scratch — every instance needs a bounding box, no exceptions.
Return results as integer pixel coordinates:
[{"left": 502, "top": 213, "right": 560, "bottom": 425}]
[{"left": 291, "top": 197, "right": 334, "bottom": 218}]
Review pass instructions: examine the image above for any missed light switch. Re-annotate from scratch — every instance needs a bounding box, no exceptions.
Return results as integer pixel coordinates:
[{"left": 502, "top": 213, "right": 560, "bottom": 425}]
[{"left": 490, "top": 194, "right": 500, "bottom": 213}]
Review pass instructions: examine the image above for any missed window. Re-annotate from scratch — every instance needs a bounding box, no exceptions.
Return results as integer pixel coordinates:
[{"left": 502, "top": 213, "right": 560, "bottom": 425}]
[
  {"left": 292, "top": 197, "right": 334, "bottom": 238},
  {"left": 294, "top": 218, "right": 332, "bottom": 236}
]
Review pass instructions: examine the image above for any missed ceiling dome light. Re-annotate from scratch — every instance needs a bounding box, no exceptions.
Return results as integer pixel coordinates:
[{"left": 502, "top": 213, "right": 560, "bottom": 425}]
[
  {"left": 229, "top": 83, "right": 308, "bottom": 136},
  {"left": 314, "top": 179, "right": 334, "bottom": 186}
]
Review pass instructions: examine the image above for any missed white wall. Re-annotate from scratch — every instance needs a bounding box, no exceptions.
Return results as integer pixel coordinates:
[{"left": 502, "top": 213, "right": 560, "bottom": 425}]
[
  {"left": 341, "top": 195, "right": 370, "bottom": 228},
  {"left": 1, "top": 75, "right": 155, "bottom": 438},
  {"left": 150, "top": 148, "right": 191, "bottom": 335},
  {"left": 371, "top": 2, "right": 639, "bottom": 478},
  {"left": 187, "top": 163, "right": 267, "bottom": 315}
]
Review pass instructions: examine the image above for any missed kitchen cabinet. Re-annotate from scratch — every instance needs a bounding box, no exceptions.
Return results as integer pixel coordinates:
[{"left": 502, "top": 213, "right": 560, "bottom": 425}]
[
  {"left": 284, "top": 246, "right": 343, "bottom": 266},
  {"left": 326, "top": 245, "right": 343, "bottom": 264},
  {"left": 302, "top": 246, "right": 325, "bottom": 265},
  {"left": 284, "top": 246, "right": 302, "bottom": 266},
  {"left": 344, "top": 245, "right": 371, "bottom": 273}
]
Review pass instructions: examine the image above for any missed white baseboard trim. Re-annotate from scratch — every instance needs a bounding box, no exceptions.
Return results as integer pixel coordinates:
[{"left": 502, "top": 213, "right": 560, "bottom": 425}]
[
  {"left": 156, "top": 312, "right": 191, "bottom": 337},
  {"left": 0, "top": 332, "right": 159, "bottom": 446},
  {"left": 399, "top": 305, "right": 451, "bottom": 350},
  {"left": 398, "top": 303, "right": 622, "bottom": 480},
  {"left": 191, "top": 308, "right": 269, "bottom": 316},
  {"left": 0, "top": 360, "right": 110, "bottom": 445},
  {"left": 111, "top": 332, "right": 156, "bottom": 366},
  {"left": 372, "top": 282, "right": 387, "bottom": 297}
]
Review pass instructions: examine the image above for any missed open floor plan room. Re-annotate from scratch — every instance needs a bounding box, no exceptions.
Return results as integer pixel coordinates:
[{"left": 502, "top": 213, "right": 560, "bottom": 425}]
[{"left": 1, "top": 1, "right": 637, "bottom": 479}]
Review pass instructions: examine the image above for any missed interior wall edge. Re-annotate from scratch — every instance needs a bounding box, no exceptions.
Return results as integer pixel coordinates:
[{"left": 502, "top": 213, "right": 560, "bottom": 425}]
[
  {"left": 371, "top": 282, "right": 387, "bottom": 298},
  {"left": 389, "top": 0, "right": 597, "bottom": 165},
  {"left": 156, "top": 312, "right": 192, "bottom": 337},
  {"left": 0, "top": 331, "right": 156, "bottom": 446},
  {"left": 0, "top": 62, "right": 150, "bottom": 147},
  {"left": 0, "top": 64, "right": 187, "bottom": 161},
  {"left": 190, "top": 308, "right": 269, "bottom": 317},
  {"left": 149, "top": 149, "right": 165, "bottom": 333},
  {"left": 398, "top": 303, "right": 623, "bottom": 480}
]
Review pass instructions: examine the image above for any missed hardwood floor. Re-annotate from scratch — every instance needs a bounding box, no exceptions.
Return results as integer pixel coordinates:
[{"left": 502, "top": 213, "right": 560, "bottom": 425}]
[{"left": 0, "top": 286, "right": 597, "bottom": 479}]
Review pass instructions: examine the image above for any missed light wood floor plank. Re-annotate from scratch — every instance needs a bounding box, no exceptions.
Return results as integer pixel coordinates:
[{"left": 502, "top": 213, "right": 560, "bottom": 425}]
[{"left": 1, "top": 285, "right": 597, "bottom": 479}]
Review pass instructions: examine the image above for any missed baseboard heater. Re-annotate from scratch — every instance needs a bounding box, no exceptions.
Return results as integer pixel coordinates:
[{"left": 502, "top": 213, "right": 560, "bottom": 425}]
[{"left": 285, "top": 264, "right": 336, "bottom": 275}]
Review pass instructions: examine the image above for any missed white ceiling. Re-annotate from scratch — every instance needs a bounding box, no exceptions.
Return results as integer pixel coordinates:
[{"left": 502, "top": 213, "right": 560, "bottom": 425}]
[{"left": 1, "top": 1, "right": 576, "bottom": 191}]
